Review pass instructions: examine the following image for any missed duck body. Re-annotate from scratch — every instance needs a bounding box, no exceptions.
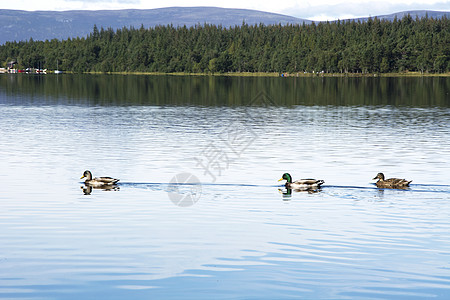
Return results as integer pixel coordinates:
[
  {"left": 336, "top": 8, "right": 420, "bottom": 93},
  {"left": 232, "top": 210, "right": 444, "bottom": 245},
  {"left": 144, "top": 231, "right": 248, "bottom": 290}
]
[
  {"left": 279, "top": 173, "right": 324, "bottom": 190},
  {"left": 373, "top": 172, "right": 411, "bottom": 189},
  {"left": 81, "top": 170, "right": 119, "bottom": 187}
]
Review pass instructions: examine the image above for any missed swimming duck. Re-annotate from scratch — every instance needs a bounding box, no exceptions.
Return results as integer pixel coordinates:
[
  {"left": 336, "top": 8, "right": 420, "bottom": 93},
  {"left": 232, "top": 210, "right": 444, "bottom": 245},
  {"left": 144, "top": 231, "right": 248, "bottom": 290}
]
[
  {"left": 278, "top": 173, "right": 324, "bottom": 190},
  {"left": 373, "top": 172, "right": 411, "bottom": 188},
  {"left": 80, "top": 170, "right": 119, "bottom": 186}
]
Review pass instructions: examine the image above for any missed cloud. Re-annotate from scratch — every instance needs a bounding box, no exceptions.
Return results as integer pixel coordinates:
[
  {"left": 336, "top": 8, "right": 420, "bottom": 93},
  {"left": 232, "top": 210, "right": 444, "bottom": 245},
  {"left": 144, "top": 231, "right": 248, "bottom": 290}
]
[
  {"left": 63, "top": 0, "right": 139, "bottom": 2},
  {"left": 3, "top": 0, "right": 450, "bottom": 19},
  {"left": 282, "top": 1, "right": 450, "bottom": 20},
  {"left": 4, "top": 0, "right": 141, "bottom": 11}
]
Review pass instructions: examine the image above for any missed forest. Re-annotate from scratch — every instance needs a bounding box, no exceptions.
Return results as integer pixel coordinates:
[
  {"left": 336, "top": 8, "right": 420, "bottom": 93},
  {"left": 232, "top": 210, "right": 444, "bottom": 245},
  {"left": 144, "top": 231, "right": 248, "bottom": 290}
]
[{"left": 0, "top": 14, "right": 449, "bottom": 74}]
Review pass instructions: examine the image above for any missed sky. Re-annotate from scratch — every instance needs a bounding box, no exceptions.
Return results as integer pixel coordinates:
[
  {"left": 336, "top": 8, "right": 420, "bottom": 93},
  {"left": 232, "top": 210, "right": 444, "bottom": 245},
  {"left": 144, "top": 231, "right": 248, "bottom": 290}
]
[{"left": 2, "top": 0, "right": 449, "bottom": 21}]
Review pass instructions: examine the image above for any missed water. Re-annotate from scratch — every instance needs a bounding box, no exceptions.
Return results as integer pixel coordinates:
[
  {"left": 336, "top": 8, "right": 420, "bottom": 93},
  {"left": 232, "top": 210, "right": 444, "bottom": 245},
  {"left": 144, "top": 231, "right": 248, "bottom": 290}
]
[{"left": 1, "top": 74, "right": 450, "bottom": 299}]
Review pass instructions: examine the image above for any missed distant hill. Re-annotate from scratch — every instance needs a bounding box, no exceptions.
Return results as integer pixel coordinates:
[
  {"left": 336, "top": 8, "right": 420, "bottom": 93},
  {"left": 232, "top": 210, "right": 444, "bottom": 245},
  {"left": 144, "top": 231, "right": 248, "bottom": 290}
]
[
  {"left": 355, "top": 10, "right": 450, "bottom": 22},
  {"left": 0, "top": 7, "right": 310, "bottom": 44},
  {"left": 0, "top": 7, "right": 448, "bottom": 44}
]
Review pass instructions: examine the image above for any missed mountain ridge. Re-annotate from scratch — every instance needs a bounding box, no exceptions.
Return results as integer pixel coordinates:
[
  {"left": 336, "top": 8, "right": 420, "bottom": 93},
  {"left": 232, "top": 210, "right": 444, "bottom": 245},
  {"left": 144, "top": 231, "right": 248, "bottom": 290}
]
[{"left": 1, "top": 7, "right": 449, "bottom": 44}]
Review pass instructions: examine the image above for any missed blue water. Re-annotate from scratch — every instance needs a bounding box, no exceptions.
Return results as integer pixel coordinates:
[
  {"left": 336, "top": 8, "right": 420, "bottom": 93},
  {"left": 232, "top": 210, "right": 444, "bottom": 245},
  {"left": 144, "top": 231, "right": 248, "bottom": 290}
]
[{"left": 1, "top": 75, "right": 450, "bottom": 299}]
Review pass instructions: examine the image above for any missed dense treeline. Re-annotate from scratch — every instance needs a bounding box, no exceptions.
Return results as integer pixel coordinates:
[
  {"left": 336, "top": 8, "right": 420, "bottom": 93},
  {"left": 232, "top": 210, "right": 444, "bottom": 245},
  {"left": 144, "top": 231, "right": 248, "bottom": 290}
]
[{"left": 1, "top": 15, "right": 449, "bottom": 74}]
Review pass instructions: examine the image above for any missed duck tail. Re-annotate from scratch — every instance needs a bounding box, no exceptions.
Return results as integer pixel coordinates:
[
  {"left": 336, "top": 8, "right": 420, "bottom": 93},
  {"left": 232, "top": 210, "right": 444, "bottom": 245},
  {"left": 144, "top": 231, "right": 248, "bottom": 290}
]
[{"left": 317, "top": 180, "right": 325, "bottom": 186}]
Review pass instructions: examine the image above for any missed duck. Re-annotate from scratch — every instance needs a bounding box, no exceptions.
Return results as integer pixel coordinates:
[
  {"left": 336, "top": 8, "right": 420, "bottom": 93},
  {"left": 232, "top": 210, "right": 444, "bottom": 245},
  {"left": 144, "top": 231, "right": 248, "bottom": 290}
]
[
  {"left": 373, "top": 172, "right": 411, "bottom": 188},
  {"left": 80, "top": 170, "right": 119, "bottom": 186},
  {"left": 278, "top": 173, "right": 324, "bottom": 190}
]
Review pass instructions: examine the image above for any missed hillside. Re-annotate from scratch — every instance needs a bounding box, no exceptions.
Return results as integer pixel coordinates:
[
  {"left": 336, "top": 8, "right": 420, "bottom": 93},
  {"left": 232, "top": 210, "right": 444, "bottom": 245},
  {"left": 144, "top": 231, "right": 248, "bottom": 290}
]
[
  {"left": 0, "top": 7, "right": 449, "bottom": 45},
  {"left": 356, "top": 10, "right": 450, "bottom": 22},
  {"left": 0, "top": 7, "right": 310, "bottom": 44}
]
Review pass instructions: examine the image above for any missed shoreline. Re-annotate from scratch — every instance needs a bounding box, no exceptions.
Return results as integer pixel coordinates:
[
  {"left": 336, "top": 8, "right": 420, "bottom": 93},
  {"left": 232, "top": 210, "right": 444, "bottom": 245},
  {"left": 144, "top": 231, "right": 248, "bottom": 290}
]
[
  {"left": 4, "top": 70, "right": 450, "bottom": 77},
  {"left": 89, "top": 71, "right": 450, "bottom": 77}
]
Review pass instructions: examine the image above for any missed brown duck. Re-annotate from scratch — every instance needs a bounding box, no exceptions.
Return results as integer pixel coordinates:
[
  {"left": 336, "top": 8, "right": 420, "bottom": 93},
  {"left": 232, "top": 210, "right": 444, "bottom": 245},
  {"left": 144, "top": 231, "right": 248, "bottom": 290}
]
[
  {"left": 373, "top": 172, "right": 412, "bottom": 188},
  {"left": 81, "top": 170, "right": 119, "bottom": 186}
]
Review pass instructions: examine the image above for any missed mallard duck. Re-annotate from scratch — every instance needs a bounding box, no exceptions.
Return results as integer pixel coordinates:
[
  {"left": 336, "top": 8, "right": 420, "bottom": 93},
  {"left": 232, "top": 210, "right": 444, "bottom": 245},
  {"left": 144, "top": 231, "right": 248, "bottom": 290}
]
[
  {"left": 80, "top": 170, "right": 119, "bottom": 186},
  {"left": 278, "top": 173, "right": 324, "bottom": 190},
  {"left": 373, "top": 172, "right": 411, "bottom": 188}
]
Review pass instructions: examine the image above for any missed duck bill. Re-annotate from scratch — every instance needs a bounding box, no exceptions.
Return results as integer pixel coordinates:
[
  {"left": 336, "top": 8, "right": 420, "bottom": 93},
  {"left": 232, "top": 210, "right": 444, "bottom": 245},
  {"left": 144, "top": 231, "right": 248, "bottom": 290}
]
[
  {"left": 278, "top": 178, "right": 284, "bottom": 182},
  {"left": 80, "top": 175, "right": 85, "bottom": 179},
  {"left": 372, "top": 176, "right": 378, "bottom": 180}
]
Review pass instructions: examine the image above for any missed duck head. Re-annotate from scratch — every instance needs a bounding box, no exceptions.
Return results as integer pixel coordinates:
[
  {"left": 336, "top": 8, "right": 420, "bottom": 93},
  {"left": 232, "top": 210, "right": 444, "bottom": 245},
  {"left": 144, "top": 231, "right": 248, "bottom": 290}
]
[
  {"left": 81, "top": 170, "right": 93, "bottom": 180},
  {"left": 373, "top": 173, "right": 385, "bottom": 180},
  {"left": 278, "top": 173, "right": 292, "bottom": 183}
]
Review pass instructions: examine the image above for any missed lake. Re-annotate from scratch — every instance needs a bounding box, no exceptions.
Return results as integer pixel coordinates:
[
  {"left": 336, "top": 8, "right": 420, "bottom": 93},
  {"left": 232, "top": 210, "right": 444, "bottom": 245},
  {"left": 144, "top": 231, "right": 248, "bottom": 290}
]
[{"left": 1, "top": 74, "right": 450, "bottom": 299}]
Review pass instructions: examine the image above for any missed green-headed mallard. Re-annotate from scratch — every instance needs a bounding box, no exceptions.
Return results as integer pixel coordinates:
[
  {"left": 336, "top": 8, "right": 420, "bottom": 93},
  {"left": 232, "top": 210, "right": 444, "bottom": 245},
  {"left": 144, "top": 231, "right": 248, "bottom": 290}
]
[
  {"left": 278, "top": 173, "right": 324, "bottom": 190},
  {"left": 373, "top": 172, "right": 411, "bottom": 188},
  {"left": 81, "top": 170, "right": 119, "bottom": 186}
]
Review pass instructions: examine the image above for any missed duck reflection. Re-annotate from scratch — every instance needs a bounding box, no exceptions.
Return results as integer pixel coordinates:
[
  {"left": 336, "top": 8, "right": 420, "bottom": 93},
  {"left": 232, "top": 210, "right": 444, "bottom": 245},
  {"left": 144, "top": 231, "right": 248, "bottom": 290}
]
[
  {"left": 278, "top": 186, "right": 322, "bottom": 199},
  {"left": 279, "top": 188, "right": 292, "bottom": 200},
  {"left": 375, "top": 185, "right": 410, "bottom": 190},
  {"left": 81, "top": 184, "right": 120, "bottom": 195}
]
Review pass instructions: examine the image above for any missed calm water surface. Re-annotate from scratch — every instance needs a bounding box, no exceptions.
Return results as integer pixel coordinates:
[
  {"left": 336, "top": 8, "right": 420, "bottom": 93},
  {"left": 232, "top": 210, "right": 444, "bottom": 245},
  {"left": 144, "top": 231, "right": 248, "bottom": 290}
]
[{"left": 1, "top": 75, "right": 450, "bottom": 299}]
